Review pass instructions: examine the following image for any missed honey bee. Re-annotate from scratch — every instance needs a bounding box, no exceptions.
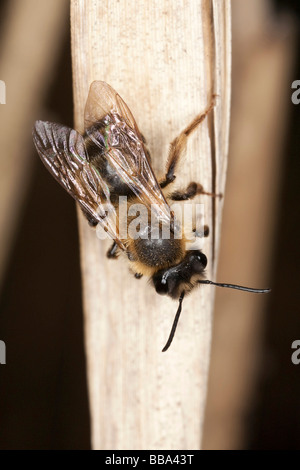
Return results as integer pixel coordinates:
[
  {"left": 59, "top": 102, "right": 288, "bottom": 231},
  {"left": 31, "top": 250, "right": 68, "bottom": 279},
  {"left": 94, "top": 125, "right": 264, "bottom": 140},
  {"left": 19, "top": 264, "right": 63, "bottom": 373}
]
[{"left": 33, "top": 81, "right": 270, "bottom": 351}]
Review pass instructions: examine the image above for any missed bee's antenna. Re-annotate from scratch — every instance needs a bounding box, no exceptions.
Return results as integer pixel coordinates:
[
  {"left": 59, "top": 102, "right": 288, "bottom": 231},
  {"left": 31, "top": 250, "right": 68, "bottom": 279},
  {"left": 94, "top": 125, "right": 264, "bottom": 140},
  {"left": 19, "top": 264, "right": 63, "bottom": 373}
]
[
  {"left": 162, "top": 282, "right": 270, "bottom": 352},
  {"left": 198, "top": 279, "right": 271, "bottom": 294},
  {"left": 162, "top": 291, "right": 185, "bottom": 352}
]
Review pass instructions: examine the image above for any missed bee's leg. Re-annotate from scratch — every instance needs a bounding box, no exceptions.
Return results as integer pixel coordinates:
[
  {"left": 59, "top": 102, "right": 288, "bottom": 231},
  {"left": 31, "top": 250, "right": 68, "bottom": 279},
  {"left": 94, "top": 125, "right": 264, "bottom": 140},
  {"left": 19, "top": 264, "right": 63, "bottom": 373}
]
[
  {"left": 160, "top": 95, "right": 217, "bottom": 189},
  {"left": 128, "top": 266, "right": 143, "bottom": 279},
  {"left": 170, "top": 182, "right": 222, "bottom": 201},
  {"left": 140, "top": 133, "right": 152, "bottom": 163},
  {"left": 106, "top": 241, "right": 119, "bottom": 259},
  {"left": 193, "top": 225, "right": 209, "bottom": 238},
  {"left": 80, "top": 208, "right": 99, "bottom": 227},
  {"left": 140, "top": 133, "right": 147, "bottom": 144}
]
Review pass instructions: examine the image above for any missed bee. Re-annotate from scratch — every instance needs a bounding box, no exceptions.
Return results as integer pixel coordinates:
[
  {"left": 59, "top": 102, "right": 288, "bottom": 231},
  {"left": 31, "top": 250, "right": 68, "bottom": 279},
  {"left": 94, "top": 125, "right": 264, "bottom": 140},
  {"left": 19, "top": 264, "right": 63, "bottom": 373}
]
[{"left": 33, "top": 81, "right": 270, "bottom": 351}]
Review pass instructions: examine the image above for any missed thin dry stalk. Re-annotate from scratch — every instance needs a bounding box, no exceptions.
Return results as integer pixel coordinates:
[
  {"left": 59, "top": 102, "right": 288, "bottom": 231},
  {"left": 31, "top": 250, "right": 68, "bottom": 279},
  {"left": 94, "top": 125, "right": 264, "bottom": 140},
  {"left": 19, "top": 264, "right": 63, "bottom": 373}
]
[{"left": 71, "top": 0, "right": 231, "bottom": 450}]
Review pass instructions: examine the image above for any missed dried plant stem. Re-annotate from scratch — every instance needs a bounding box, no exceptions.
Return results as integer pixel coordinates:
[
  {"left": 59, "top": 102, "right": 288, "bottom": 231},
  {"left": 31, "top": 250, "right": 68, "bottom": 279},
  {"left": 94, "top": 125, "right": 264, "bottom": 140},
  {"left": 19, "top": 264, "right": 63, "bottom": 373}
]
[{"left": 71, "top": 0, "right": 231, "bottom": 450}]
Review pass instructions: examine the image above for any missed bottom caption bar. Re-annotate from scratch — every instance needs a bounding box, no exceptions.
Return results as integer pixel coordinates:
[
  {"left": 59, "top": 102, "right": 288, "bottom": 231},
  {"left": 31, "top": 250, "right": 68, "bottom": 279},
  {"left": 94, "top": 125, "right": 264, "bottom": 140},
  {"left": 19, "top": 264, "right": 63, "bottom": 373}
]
[{"left": 103, "top": 452, "right": 195, "bottom": 466}]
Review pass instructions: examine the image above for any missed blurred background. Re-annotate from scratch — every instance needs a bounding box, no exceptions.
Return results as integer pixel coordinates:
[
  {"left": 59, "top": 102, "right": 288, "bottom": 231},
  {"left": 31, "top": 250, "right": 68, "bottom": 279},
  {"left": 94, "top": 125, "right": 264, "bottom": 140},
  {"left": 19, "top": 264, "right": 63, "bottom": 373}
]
[{"left": 0, "top": 0, "right": 299, "bottom": 450}]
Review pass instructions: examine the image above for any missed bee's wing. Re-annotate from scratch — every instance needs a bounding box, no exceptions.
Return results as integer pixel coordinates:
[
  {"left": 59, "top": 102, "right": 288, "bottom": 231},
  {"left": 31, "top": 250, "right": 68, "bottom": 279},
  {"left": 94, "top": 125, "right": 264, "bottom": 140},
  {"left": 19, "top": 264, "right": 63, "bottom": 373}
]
[
  {"left": 84, "top": 81, "right": 172, "bottom": 224},
  {"left": 32, "top": 120, "right": 126, "bottom": 250}
]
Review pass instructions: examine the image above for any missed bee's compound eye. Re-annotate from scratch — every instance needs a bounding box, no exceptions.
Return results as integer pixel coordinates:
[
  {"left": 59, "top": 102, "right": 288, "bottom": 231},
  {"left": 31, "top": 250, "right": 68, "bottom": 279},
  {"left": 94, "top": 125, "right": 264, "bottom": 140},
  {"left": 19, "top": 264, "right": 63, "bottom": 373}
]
[
  {"left": 153, "top": 274, "right": 169, "bottom": 295},
  {"left": 189, "top": 251, "right": 207, "bottom": 272},
  {"left": 198, "top": 252, "right": 207, "bottom": 268}
]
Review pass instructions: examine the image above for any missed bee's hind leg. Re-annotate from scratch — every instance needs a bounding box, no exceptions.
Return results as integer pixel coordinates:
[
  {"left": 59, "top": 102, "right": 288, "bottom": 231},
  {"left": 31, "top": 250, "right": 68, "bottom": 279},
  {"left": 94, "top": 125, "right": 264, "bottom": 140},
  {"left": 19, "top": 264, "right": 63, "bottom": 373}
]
[
  {"left": 160, "top": 95, "right": 217, "bottom": 189},
  {"left": 169, "top": 182, "right": 222, "bottom": 201}
]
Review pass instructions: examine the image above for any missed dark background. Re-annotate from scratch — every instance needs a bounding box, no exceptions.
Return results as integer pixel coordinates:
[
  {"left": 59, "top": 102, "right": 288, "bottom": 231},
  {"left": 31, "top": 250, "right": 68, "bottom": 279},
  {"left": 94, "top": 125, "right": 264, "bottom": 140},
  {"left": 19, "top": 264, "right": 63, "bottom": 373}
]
[
  {"left": 0, "top": 0, "right": 299, "bottom": 450},
  {"left": 0, "top": 5, "right": 90, "bottom": 448},
  {"left": 247, "top": 0, "right": 300, "bottom": 450}
]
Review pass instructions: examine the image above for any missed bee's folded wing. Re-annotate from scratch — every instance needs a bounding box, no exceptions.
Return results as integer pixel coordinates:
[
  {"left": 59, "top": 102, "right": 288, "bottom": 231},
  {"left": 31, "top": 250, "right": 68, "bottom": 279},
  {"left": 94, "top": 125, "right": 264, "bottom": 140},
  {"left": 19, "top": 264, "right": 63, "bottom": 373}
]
[
  {"left": 84, "top": 81, "right": 139, "bottom": 134},
  {"left": 84, "top": 81, "right": 172, "bottom": 225},
  {"left": 32, "top": 120, "right": 125, "bottom": 249}
]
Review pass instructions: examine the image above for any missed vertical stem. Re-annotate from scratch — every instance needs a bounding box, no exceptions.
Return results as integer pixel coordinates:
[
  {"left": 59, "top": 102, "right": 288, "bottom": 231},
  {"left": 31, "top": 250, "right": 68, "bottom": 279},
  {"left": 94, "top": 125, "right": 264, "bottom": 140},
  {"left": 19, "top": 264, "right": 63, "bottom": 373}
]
[{"left": 71, "top": 0, "right": 231, "bottom": 450}]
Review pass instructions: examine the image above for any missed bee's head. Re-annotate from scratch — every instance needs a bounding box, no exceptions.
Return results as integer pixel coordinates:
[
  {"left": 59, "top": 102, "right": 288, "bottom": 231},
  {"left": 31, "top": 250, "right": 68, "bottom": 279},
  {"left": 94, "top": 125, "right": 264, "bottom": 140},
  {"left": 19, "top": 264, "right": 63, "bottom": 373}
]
[
  {"left": 152, "top": 250, "right": 207, "bottom": 299},
  {"left": 152, "top": 250, "right": 271, "bottom": 352}
]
